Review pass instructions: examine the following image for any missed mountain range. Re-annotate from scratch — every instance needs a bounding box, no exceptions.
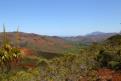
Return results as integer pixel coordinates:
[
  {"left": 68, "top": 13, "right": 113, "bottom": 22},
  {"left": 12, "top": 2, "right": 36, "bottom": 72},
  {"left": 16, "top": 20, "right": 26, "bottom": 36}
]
[
  {"left": 63, "top": 32, "right": 119, "bottom": 44},
  {"left": 0, "top": 31, "right": 119, "bottom": 55}
]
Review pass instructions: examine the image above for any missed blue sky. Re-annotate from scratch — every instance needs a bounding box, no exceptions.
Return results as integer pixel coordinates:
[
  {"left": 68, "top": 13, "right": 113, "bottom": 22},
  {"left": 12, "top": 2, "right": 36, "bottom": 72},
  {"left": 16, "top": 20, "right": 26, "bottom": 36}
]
[{"left": 0, "top": 0, "right": 121, "bottom": 36}]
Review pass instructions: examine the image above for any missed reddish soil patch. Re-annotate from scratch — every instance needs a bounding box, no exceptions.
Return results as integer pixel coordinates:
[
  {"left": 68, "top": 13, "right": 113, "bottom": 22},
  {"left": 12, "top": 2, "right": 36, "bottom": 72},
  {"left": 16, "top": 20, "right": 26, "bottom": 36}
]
[
  {"left": 97, "top": 68, "right": 113, "bottom": 80},
  {"left": 97, "top": 68, "right": 121, "bottom": 81},
  {"left": 78, "top": 76, "right": 87, "bottom": 81},
  {"left": 20, "top": 48, "right": 34, "bottom": 56},
  {"left": 16, "top": 64, "right": 35, "bottom": 69},
  {"left": 112, "top": 72, "right": 121, "bottom": 81},
  {"left": 79, "top": 68, "right": 121, "bottom": 81},
  {"left": 63, "top": 44, "right": 72, "bottom": 48}
]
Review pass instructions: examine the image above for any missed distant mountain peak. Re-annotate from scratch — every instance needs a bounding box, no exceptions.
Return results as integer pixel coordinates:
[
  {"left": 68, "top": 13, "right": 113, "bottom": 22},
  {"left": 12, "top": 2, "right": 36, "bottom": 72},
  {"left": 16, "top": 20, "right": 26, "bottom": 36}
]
[{"left": 87, "top": 31, "right": 105, "bottom": 36}]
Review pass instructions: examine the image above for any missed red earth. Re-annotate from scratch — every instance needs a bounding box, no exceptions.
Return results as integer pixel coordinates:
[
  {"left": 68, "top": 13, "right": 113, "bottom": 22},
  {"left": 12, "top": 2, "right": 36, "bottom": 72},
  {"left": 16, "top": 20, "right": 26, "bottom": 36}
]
[
  {"left": 79, "top": 68, "right": 121, "bottom": 81},
  {"left": 97, "top": 68, "right": 121, "bottom": 81}
]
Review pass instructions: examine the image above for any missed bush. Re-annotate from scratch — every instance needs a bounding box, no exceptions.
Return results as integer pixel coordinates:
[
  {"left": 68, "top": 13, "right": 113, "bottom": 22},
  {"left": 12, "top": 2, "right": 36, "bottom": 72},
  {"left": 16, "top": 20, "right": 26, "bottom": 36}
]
[
  {"left": 96, "top": 50, "right": 112, "bottom": 67},
  {"left": 108, "top": 61, "right": 121, "bottom": 70}
]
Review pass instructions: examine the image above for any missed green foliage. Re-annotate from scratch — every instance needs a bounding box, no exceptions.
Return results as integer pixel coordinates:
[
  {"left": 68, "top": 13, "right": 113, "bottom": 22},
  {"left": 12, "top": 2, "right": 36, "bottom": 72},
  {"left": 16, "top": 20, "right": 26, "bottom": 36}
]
[
  {"left": 108, "top": 61, "right": 121, "bottom": 70},
  {"left": 94, "top": 34, "right": 121, "bottom": 70},
  {"left": 0, "top": 53, "right": 94, "bottom": 81},
  {"left": 96, "top": 49, "right": 121, "bottom": 70},
  {"left": 0, "top": 27, "right": 22, "bottom": 73},
  {"left": 0, "top": 33, "right": 121, "bottom": 81},
  {"left": 107, "top": 34, "right": 121, "bottom": 46},
  {"left": 96, "top": 50, "right": 112, "bottom": 67}
]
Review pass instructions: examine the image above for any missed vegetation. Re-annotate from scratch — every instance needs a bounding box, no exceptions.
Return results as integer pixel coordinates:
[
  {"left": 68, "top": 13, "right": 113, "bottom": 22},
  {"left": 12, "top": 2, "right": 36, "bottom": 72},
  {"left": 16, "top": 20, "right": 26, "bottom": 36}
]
[
  {"left": 96, "top": 35, "right": 121, "bottom": 70},
  {"left": 0, "top": 26, "right": 21, "bottom": 73},
  {"left": 0, "top": 27, "right": 121, "bottom": 81}
]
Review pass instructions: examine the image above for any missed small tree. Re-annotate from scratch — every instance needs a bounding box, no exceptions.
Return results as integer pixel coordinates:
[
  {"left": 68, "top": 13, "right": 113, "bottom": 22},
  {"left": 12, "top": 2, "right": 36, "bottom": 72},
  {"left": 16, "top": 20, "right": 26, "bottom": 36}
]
[{"left": 0, "top": 26, "right": 21, "bottom": 73}]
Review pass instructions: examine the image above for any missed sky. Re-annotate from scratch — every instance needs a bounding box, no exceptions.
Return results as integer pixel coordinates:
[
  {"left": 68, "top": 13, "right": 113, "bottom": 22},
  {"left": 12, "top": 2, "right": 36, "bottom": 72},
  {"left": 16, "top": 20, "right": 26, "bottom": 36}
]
[{"left": 0, "top": 0, "right": 121, "bottom": 36}]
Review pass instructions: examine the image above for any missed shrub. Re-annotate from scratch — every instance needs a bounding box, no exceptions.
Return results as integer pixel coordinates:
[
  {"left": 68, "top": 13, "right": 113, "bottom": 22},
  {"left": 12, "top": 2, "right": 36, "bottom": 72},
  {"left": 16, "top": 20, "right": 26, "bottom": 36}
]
[{"left": 96, "top": 50, "right": 112, "bottom": 67}]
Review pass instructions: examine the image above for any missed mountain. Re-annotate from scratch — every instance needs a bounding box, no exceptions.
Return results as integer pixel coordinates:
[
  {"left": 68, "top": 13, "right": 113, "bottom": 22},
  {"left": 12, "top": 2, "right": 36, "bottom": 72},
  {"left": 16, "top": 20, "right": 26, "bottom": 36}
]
[
  {"left": 87, "top": 31, "right": 106, "bottom": 36},
  {"left": 0, "top": 32, "right": 119, "bottom": 55},
  {"left": 0, "top": 32, "right": 73, "bottom": 55},
  {"left": 63, "top": 32, "right": 118, "bottom": 44}
]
